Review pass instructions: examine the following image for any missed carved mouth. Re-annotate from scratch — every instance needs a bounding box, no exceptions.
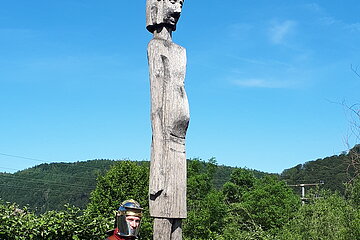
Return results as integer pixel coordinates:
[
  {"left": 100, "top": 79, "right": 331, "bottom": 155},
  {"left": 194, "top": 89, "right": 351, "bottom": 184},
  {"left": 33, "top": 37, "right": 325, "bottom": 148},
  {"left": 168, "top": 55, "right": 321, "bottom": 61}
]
[
  {"left": 166, "top": 12, "right": 181, "bottom": 25},
  {"left": 171, "top": 12, "right": 181, "bottom": 21}
]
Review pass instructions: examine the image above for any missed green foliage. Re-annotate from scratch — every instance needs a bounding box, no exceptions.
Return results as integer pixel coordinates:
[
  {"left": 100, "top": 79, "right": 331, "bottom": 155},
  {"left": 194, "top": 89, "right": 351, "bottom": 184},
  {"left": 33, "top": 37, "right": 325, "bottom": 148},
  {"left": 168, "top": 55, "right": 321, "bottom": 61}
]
[
  {"left": 229, "top": 168, "right": 257, "bottom": 189},
  {"left": 184, "top": 190, "right": 226, "bottom": 240},
  {"left": 0, "top": 202, "right": 111, "bottom": 239},
  {"left": 2, "top": 158, "right": 360, "bottom": 239},
  {"left": 0, "top": 159, "right": 240, "bottom": 213},
  {"left": 187, "top": 159, "right": 215, "bottom": 201},
  {"left": 240, "top": 176, "right": 301, "bottom": 231},
  {"left": 220, "top": 220, "right": 274, "bottom": 240},
  {"left": 184, "top": 158, "right": 227, "bottom": 239},
  {"left": 185, "top": 162, "right": 300, "bottom": 239},
  {"left": 278, "top": 192, "right": 360, "bottom": 240},
  {"left": 281, "top": 146, "right": 360, "bottom": 194},
  {"left": 345, "top": 176, "right": 360, "bottom": 207},
  {"left": 87, "top": 160, "right": 149, "bottom": 215},
  {"left": 86, "top": 160, "right": 152, "bottom": 239},
  {"left": 223, "top": 168, "right": 257, "bottom": 203},
  {"left": 0, "top": 160, "right": 151, "bottom": 239},
  {"left": 0, "top": 160, "right": 115, "bottom": 212},
  {"left": 223, "top": 173, "right": 300, "bottom": 237}
]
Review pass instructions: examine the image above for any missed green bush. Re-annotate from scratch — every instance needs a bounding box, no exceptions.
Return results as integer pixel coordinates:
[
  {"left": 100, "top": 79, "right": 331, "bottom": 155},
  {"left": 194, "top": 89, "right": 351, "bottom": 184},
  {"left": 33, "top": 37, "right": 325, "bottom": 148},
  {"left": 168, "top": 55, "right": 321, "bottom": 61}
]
[
  {"left": 278, "top": 192, "right": 360, "bottom": 240},
  {"left": 2, "top": 160, "right": 360, "bottom": 239},
  {"left": 0, "top": 202, "right": 110, "bottom": 239}
]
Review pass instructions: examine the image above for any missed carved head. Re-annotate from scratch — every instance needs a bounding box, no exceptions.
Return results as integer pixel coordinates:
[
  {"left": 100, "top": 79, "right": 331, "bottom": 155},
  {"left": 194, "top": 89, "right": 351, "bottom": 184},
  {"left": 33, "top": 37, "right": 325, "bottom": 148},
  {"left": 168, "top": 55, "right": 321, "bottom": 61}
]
[{"left": 146, "top": 0, "right": 184, "bottom": 33}]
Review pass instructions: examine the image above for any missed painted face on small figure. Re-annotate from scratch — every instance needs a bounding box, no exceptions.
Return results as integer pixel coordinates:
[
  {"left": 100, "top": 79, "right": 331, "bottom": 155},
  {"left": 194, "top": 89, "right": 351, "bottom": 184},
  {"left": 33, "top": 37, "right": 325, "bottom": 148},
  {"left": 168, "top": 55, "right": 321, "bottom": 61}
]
[{"left": 163, "top": 0, "right": 184, "bottom": 28}]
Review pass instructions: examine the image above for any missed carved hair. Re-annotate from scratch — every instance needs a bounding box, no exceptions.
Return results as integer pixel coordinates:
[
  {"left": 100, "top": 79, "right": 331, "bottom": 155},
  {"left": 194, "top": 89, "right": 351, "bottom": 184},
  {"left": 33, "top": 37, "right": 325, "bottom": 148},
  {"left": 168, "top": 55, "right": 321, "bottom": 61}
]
[{"left": 146, "top": 0, "right": 164, "bottom": 33}]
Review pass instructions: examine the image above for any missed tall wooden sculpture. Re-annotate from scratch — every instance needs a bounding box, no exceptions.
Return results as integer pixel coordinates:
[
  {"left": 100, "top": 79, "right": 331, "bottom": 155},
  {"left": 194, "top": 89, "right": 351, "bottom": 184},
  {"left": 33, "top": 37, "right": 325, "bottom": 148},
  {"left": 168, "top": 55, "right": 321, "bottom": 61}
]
[{"left": 146, "top": 0, "right": 189, "bottom": 239}]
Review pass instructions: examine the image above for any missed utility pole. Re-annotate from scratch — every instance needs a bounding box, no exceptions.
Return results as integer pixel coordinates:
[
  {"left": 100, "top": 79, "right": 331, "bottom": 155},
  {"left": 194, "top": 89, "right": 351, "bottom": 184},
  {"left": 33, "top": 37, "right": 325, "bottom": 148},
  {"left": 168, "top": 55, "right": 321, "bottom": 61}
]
[{"left": 288, "top": 182, "right": 324, "bottom": 205}]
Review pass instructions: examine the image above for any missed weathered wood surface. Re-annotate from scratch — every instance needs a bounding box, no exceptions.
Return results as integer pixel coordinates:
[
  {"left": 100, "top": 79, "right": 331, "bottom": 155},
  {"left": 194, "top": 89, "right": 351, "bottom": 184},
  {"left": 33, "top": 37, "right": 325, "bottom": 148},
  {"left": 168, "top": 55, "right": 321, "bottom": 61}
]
[
  {"left": 153, "top": 218, "right": 182, "bottom": 240},
  {"left": 148, "top": 38, "right": 189, "bottom": 218},
  {"left": 146, "top": 0, "right": 188, "bottom": 239}
]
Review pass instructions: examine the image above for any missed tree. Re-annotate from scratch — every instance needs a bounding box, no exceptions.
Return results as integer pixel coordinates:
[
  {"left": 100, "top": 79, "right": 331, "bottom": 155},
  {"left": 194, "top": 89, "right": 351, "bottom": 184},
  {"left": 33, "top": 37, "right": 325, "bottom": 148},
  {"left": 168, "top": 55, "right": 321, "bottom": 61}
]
[
  {"left": 278, "top": 191, "right": 360, "bottom": 240},
  {"left": 222, "top": 172, "right": 300, "bottom": 236},
  {"left": 223, "top": 168, "right": 257, "bottom": 204},
  {"left": 240, "top": 176, "right": 300, "bottom": 231},
  {"left": 184, "top": 158, "right": 227, "bottom": 240},
  {"left": 343, "top": 65, "right": 360, "bottom": 181},
  {"left": 0, "top": 201, "right": 111, "bottom": 239},
  {"left": 86, "top": 160, "right": 152, "bottom": 239},
  {"left": 345, "top": 174, "right": 360, "bottom": 207},
  {"left": 87, "top": 161, "right": 148, "bottom": 214}
]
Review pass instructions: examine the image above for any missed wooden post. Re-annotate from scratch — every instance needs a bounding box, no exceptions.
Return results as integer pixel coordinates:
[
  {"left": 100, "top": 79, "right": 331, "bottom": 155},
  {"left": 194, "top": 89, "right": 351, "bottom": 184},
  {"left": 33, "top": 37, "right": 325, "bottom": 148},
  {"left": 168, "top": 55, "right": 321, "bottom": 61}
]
[{"left": 146, "top": 0, "right": 189, "bottom": 239}]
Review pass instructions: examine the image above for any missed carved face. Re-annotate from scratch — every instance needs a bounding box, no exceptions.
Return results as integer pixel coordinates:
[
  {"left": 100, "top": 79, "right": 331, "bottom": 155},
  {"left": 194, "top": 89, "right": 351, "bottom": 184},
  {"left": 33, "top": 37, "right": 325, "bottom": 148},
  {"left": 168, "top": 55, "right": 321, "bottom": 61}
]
[
  {"left": 163, "top": 0, "right": 184, "bottom": 27},
  {"left": 146, "top": 0, "right": 184, "bottom": 33}
]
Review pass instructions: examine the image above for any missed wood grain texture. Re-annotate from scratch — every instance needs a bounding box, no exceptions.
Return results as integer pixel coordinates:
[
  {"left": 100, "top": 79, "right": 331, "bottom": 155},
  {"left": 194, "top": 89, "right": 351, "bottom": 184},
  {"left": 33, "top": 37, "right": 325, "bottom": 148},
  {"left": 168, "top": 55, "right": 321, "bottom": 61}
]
[
  {"left": 153, "top": 218, "right": 182, "bottom": 240},
  {"left": 148, "top": 38, "right": 189, "bottom": 219}
]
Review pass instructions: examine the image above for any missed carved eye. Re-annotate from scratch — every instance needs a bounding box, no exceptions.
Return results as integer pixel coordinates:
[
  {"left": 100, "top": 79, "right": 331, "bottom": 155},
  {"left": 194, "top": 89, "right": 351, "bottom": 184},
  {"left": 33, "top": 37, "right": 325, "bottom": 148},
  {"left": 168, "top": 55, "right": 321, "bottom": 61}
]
[{"left": 169, "top": 0, "right": 183, "bottom": 7}]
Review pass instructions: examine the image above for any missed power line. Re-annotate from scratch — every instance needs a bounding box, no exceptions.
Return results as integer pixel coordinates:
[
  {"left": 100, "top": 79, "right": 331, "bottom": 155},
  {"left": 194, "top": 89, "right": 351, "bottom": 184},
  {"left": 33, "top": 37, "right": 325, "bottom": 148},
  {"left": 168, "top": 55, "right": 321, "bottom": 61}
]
[
  {"left": 288, "top": 182, "right": 324, "bottom": 205},
  {"left": 0, "top": 166, "right": 19, "bottom": 172},
  {"left": 0, "top": 175, "right": 96, "bottom": 190},
  {"left": 0, "top": 163, "right": 104, "bottom": 177},
  {"left": 0, "top": 165, "right": 103, "bottom": 182},
  {"left": 0, "top": 183, "right": 93, "bottom": 194},
  {"left": 0, "top": 152, "right": 137, "bottom": 191},
  {"left": 0, "top": 151, "right": 122, "bottom": 172},
  {"left": 0, "top": 152, "right": 47, "bottom": 163}
]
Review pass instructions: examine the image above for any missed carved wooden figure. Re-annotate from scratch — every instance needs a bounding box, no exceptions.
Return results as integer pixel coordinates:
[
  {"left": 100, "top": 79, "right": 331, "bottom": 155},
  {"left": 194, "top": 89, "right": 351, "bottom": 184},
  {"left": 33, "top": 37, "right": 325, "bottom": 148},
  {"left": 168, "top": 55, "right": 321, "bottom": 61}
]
[{"left": 146, "top": 0, "right": 189, "bottom": 239}]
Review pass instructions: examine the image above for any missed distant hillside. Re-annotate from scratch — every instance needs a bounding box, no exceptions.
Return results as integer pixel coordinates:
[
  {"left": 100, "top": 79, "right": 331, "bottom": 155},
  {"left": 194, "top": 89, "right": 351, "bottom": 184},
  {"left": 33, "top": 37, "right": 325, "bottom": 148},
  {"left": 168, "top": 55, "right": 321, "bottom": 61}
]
[
  {"left": 280, "top": 145, "right": 359, "bottom": 193},
  {"left": 0, "top": 159, "right": 243, "bottom": 212},
  {"left": 0, "top": 160, "right": 116, "bottom": 213},
  {"left": 6, "top": 153, "right": 351, "bottom": 213}
]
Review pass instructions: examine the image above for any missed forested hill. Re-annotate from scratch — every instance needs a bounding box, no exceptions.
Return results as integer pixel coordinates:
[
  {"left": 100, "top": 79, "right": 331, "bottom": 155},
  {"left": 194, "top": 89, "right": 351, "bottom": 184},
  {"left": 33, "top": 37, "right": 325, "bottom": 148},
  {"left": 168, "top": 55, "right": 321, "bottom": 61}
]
[
  {"left": 0, "top": 160, "right": 117, "bottom": 212},
  {"left": 280, "top": 145, "right": 360, "bottom": 193},
  {"left": 0, "top": 159, "right": 244, "bottom": 212},
  {"left": 1, "top": 148, "right": 357, "bottom": 213}
]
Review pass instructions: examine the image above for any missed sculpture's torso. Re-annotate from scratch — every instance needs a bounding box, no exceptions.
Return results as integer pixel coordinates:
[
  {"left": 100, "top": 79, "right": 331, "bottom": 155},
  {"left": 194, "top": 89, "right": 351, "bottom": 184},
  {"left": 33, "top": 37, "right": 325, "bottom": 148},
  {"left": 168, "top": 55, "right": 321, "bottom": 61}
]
[{"left": 148, "top": 38, "right": 189, "bottom": 218}]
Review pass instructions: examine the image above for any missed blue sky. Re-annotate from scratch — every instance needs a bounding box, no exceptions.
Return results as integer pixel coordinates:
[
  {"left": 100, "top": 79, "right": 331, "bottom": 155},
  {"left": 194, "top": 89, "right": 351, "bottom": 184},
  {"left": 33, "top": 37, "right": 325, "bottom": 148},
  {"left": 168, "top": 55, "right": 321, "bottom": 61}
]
[{"left": 1, "top": 0, "right": 360, "bottom": 174}]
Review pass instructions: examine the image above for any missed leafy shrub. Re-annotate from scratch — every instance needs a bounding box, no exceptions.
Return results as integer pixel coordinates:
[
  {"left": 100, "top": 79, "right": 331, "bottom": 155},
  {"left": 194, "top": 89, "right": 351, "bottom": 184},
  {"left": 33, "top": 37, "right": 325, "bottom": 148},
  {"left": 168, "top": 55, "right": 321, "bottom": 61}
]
[
  {"left": 278, "top": 192, "right": 360, "bottom": 240},
  {"left": 0, "top": 202, "right": 110, "bottom": 239}
]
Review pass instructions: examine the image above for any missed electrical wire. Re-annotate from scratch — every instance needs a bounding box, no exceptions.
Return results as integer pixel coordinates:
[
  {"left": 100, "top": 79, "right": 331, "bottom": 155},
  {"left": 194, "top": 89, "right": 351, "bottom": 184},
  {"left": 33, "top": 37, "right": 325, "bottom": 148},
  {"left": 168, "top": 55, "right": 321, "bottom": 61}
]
[
  {"left": 0, "top": 151, "right": 125, "bottom": 172},
  {"left": 0, "top": 183, "right": 93, "bottom": 194},
  {"left": 0, "top": 166, "right": 104, "bottom": 182},
  {"left": 0, "top": 174, "right": 95, "bottom": 190},
  {"left": 0, "top": 166, "right": 19, "bottom": 172}
]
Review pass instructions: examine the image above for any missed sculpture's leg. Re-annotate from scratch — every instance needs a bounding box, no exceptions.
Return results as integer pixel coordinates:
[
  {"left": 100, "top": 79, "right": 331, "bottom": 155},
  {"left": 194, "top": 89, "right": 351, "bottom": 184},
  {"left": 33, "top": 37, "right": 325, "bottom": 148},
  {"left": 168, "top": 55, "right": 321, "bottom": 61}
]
[{"left": 153, "top": 218, "right": 182, "bottom": 240}]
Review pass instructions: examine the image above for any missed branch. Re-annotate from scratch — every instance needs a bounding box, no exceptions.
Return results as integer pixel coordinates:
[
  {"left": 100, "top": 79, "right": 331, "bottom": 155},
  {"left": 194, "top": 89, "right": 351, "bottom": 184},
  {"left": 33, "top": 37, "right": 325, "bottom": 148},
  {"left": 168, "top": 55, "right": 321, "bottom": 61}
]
[{"left": 351, "top": 64, "right": 360, "bottom": 79}]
